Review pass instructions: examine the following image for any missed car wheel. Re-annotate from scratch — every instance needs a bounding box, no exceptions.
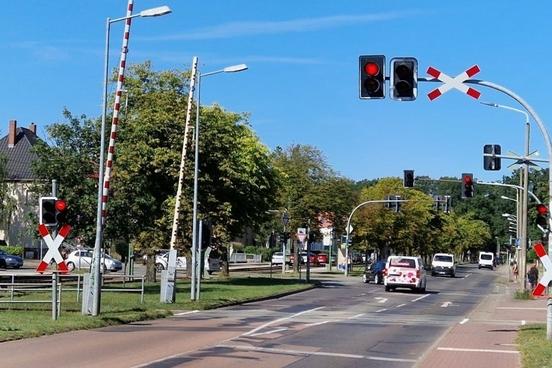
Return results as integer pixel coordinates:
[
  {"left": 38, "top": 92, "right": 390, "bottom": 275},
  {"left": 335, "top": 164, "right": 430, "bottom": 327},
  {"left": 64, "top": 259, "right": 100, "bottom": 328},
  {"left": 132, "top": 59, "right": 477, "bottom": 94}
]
[
  {"left": 385, "top": 285, "right": 391, "bottom": 292},
  {"left": 155, "top": 263, "right": 164, "bottom": 272},
  {"left": 451, "top": 273, "right": 455, "bottom": 278},
  {"left": 0, "top": 260, "right": 5, "bottom": 269},
  {"left": 478, "top": 265, "right": 481, "bottom": 269},
  {"left": 420, "top": 287, "right": 426, "bottom": 293},
  {"left": 431, "top": 272, "right": 436, "bottom": 276},
  {"left": 67, "top": 262, "right": 75, "bottom": 271}
]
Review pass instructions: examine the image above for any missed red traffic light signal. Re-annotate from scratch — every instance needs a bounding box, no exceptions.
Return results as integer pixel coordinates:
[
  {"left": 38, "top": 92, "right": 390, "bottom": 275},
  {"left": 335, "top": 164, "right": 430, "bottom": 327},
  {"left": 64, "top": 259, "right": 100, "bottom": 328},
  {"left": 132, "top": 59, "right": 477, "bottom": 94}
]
[
  {"left": 536, "top": 204, "right": 548, "bottom": 216},
  {"left": 55, "top": 199, "right": 67, "bottom": 212},
  {"left": 359, "top": 55, "right": 385, "bottom": 99},
  {"left": 461, "top": 173, "right": 474, "bottom": 198},
  {"left": 55, "top": 199, "right": 68, "bottom": 224}
]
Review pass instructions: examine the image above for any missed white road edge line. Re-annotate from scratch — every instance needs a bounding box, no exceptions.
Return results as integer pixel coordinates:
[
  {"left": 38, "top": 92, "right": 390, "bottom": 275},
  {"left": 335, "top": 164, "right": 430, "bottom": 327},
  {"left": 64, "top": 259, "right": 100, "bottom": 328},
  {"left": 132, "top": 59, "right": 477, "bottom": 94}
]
[
  {"left": 376, "top": 308, "right": 387, "bottom": 313},
  {"left": 396, "top": 304, "right": 406, "bottom": 308},
  {"left": 304, "top": 321, "right": 330, "bottom": 327},
  {"left": 411, "top": 294, "right": 430, "bottom": 302},
  {"left": 348, "top": 313, "right": 365, "bottom": 319},
  {"left": 217, "top": 344, "right": 417, "bottom": 363},
  {"left": 174, "top": 310, "right": 199, "bottom": 316},
  {"left": 437, "top": 347, "right": 519, "bottom": 354},
  {"left": 249, "top": 327, "right": 288, "bottom": 337},
  {"left": 242, "top": 306, "right": 325, "bottom": 336},
  {"left": 460, "top": 318, "right": 469, "bottom": 325}
]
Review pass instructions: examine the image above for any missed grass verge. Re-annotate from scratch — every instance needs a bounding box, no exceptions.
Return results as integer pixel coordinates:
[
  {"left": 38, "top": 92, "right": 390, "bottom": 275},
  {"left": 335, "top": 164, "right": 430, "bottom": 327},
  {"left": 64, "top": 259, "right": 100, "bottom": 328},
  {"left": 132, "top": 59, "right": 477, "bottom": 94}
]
[
  {"left": 0, "top": 276, "right": 314, "bottom": 342},
  {"left": 517, "top": 324, "right": 552, "bottom": 368}
]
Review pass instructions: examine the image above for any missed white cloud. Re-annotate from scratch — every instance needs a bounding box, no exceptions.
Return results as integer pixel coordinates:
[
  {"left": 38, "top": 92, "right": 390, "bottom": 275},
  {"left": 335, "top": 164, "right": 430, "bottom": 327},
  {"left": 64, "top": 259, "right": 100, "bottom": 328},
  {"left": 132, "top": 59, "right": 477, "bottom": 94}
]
[{"left": 142, "top": 11, "right": 418, "bottom": 41}]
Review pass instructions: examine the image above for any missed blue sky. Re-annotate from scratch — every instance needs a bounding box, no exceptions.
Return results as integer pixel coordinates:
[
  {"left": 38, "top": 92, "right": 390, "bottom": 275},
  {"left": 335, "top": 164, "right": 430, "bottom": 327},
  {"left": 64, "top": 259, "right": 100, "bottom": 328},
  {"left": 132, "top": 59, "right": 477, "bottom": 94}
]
[{"left": 1, "top": 1, "right": 550, "bottom": 183}]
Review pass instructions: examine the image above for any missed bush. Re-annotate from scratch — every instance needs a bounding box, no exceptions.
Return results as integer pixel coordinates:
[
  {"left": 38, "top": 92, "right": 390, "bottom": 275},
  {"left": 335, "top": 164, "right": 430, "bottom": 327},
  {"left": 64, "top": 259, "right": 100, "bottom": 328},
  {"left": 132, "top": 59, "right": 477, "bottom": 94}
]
[
  {"left": 0, "top": 246, "right": 24, "bottom": 256},
  {"left": 514, "top": 289, "right": 534, "bottom": 300}
]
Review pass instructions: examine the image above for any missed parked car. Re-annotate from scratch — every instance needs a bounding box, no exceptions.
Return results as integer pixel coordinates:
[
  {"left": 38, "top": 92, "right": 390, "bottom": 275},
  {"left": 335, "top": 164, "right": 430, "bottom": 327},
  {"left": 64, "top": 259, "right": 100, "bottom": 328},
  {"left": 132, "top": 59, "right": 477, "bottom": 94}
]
[
  {"left": 155, "top": 249, "right": 221, "bottom": 275},
  {"left": 384, "top": 256, "right": 427, "bottom": 292},
  {"left": 431, "top": 253, "right": 456, "bottom": 277},
  {"left": 0, "top": 250, "right": 23, "bottom": 269},
  {"left": 155, "top": 252, "right": 186, "bottom": 272},
  {"left": 300, "top": 251, "right": 319, "bottom": 266},
  {"left": 315, "top": 252, "right": 329, "bottom": 265},
  {"left": 478, "top": 251, "right": 494, "bottom": 270},
  {"left": 66, "top": 249, "right": 123, "bottom": 272},
  {"left": 271, "top": 252, "right": 290, "bottom": 265},
  {"left": 363, "top": 260, "right": 386, "bottom": 284}
]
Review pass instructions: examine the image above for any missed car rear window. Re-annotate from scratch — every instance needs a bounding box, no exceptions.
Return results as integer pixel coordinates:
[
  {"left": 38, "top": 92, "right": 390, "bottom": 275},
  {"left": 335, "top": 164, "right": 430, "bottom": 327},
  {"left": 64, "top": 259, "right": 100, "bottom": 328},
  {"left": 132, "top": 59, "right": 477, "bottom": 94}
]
[
  {"left": 434, "top": 255, "right": 453, "bottom": 262},
  {"left": 389, "top": 258, "right": 416, "bottom": 268},
  {"left": 481, "top": 254, "right": 493, "bottom": 260}
]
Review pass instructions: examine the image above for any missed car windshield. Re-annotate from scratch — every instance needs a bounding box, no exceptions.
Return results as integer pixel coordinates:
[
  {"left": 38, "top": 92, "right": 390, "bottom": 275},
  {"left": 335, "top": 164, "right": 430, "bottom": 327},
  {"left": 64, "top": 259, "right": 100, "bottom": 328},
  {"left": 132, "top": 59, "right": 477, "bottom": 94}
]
[
  {"left": 434, "top": 255, "right": 453, "bottom": 262},
  {"left": 389, "top": 258, "right": 416, "bottom": 268},
  {"left": 481, "top": 254, "right": 493, "bottom": 260}
]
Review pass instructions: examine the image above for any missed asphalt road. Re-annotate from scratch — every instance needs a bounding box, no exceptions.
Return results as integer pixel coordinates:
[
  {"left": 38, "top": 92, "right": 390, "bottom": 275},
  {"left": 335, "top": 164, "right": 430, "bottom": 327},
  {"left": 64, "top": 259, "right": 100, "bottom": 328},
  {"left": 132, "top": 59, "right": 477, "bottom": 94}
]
[{"left": 0, "top": 264, "right": 496, "bottom": 368}]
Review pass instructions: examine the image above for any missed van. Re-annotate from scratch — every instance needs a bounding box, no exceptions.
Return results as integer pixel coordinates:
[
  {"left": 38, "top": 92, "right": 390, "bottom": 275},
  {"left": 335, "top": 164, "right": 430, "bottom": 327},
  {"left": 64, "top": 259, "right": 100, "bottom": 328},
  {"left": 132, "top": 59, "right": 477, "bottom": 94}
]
[
  {"left": 478, "top": 252, "right": 494, "bottom": 270},
  {"left": 431, "top": 253, "right": 455, "bottom": 277},
  {"left": 384, "top": 256, "right": 427, "bottom": 292}
]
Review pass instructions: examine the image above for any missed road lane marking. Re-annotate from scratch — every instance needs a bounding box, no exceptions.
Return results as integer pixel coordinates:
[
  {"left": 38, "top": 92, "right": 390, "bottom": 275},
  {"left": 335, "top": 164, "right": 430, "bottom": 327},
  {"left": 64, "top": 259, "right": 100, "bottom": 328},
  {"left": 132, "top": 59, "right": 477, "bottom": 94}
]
[
  {"left": 460, "top": 318, "right": 469, "bottom": 325},
  {"left": 396, "top": 304, "right": 406, "bottom": 308},
  {"left": 304, "top": 321, "right": 329, "bottom": 327},
  {"left": 347, "top": 313, "right": 365, "bottom": 319},
  {"left": 496, "top": 307, "right": 547, "bottom": 310},
  {"left": 242, "top": 306, "right": 325, "bottom": 336},
  {"left": 174, "top": 310, "right": 199, "bottom": 316},
  {"left": 437, "top": 347, "right": 519, "bottom": 354},
  {"left": 411, "top": 294, "right": 430, "bottom": 302},
  {"left": 375, "top": 297, "right": 388, "bottom": 303},
  {"left": 249, "top": 327, "right": 288, "bottom": 337},
  {"left": 441, "top": 302, "right": 452, "bottom": 308},
  {"left": 521, "top": 320, "right": 526, "bottom": 326},
  {"left": 376, "top": 308, "right": 388, "bottom": 313},
  {"left": 464, "top": 273, "right": 471, "bottom": 278},
  {"left": 216, "top": 344, "right": 417, "bottom": 363}
]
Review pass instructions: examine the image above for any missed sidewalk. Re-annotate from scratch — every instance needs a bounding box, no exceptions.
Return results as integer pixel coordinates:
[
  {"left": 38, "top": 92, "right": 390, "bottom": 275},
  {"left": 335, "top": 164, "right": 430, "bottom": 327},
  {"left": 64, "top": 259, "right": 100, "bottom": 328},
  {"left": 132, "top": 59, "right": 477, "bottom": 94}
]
[{"left": 418, "top": 266, "right": 549, "bottom": 368}]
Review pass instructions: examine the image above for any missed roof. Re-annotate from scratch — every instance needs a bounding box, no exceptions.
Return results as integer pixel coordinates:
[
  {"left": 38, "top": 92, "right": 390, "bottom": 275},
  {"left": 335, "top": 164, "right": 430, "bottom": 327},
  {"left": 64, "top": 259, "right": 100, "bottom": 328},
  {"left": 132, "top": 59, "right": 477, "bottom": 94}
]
[{"left": 0, "top": 127, "right": 39, "bottom": 181}]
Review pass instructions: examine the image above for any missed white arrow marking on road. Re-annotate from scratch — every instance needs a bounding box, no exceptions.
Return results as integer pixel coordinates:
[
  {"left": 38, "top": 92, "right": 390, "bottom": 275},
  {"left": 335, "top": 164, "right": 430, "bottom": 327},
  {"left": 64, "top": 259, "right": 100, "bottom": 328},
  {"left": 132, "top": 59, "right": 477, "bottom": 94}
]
[
  {"left": 375, "top": 297, "right": 388, "bottom": 304},
  {"left": 441, "top": 301, "right": 452, "bottom": 308}
]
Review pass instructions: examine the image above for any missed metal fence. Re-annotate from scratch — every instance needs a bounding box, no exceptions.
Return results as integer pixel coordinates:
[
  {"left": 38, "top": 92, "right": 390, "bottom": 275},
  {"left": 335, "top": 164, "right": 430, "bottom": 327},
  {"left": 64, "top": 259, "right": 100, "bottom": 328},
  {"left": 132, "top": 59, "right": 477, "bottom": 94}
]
[
  {"left": 0, "top": 272, "right": 145, "bottom": 320},
  {"left": 229, "top": 253, "right": 262, "bottom": 263}
]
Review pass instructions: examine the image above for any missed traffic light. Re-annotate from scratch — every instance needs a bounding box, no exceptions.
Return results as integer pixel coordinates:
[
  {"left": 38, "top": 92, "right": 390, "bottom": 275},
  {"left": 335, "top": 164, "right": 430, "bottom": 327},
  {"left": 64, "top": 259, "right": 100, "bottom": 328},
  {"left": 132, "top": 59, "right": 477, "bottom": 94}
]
[
  {"left": 403, "top": 170, "right": 414, "bottom": 188},
  {"left": 461, "top": 173, "right": 474, "bottom": 198},
  {"left": 483, "top": 144, "right": 501, "bottom": 171},
  {"left": 55, "top": 199, "right": 67, "bottom": 225},
  {"left": 390, "top": 57, "right": 418, "bottom": 101},
  {"left": 39, "top": 197, "right": 57, "bottom": 226},
  {"left": 536, "top": 204, "right": 549, "bottom": 229},
  {"left": 359, "top": 55, "right": 385, "bottom": 99}
]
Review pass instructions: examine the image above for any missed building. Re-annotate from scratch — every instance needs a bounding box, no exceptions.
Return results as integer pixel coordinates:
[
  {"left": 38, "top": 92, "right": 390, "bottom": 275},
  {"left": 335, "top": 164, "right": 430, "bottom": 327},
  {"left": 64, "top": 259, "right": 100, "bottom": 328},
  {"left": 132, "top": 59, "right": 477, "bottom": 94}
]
[{"left": 0, "top": 120, "right": 42, "bottom": 258}]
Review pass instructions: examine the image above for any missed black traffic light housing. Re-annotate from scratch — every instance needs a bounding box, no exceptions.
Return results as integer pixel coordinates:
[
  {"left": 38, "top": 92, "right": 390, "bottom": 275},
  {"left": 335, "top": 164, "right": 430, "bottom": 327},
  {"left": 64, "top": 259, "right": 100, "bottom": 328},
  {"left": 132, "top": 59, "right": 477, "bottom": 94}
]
[
  {"left": 390, "top": 57, "right": 418, "bottom": 101},
  {"left": 536, "top": 204, "right": 549, "bottom": 229},
  {"left": 40, "top": 197, "right": 57, "bottom": 226},
  {"left": 359, "top": 55, "right": 385, "bottom": 99},
  {"left": 403, "top": 170, "right": 414, "bottom": 188},
  {"left": 461, "top": 173, "right": 474, "bottom": 198},
  {"left": 483, "top": 144, "right": 501, "bottom": 171}
]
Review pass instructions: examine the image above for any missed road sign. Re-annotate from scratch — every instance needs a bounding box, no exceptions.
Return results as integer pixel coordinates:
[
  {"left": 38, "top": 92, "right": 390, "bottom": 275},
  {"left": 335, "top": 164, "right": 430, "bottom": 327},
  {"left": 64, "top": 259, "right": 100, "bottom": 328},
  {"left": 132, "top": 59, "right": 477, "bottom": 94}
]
[
  {"left": 532, "top": 242, "right": 552, "bottom": 296},
  {"left": 36, "top": 224, "right": 71, "bottom": 273},
  {"left": 426, "top": 65, "right": 481, "bottom": 101},
  {"left": 297, "top": 228, "right": 307, "bottom": 242},
  {"left": 345, "top": 224, "right": 353, "bottom": 234}
]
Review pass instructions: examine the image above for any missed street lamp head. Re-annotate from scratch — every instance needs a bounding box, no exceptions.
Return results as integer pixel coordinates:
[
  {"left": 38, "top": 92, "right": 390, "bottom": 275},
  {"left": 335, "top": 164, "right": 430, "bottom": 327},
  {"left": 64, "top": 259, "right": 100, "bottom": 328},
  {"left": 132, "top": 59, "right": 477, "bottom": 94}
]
[
  {"left": 500, "top": 195, "right": 511, "bottom": 200},
  {"left": 223, "top": 64, "right": 248, "bottom": 73},
  {"left": 140, "top": 5, "right": 172, "bottom": 17},
  {"left": 501, "top": 213, "right": 514, "bottom": 218}
]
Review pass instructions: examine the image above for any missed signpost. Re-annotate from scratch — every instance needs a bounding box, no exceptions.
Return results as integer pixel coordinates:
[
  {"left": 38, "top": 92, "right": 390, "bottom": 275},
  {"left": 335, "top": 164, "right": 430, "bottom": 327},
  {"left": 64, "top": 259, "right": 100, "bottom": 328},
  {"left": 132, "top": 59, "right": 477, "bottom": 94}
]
[
  {"left": 36, "top": 224, "right": 71, "bottom": 273},
  {"left": 426, "top": 65, "right": 481, "bottom": 101}
]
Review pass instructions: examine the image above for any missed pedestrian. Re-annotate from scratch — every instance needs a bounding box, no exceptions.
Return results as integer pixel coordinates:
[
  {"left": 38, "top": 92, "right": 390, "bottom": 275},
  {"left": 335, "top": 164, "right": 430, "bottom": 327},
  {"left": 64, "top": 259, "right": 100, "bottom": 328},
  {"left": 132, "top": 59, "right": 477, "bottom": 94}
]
[
  {"left": 527, "top": 263, "right": 539, "bottom": 290},
  {"left": 512, "top": 261, "right": 519, "bottom": 281}
]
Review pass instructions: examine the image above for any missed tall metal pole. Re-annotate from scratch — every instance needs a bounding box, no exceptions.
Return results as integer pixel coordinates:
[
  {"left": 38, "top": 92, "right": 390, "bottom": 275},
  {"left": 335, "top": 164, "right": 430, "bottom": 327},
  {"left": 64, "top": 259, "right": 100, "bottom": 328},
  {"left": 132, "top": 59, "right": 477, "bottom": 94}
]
[
  {"left": 520, "top": 121, "right": 530, "bottom": 290},
  {"left": 88, "top": 16, "right": 112, "bottom": 316},
  {"left": 191, "top": 70, "right": 201, "bottom": 300}
]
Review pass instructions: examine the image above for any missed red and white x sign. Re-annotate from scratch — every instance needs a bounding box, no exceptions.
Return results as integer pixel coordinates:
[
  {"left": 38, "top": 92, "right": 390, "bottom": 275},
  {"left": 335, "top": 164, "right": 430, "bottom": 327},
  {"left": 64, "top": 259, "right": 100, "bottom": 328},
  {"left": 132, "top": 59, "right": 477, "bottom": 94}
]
[
  {"left": 36, "top": 224, "right": 71, "bottom": 273},
  {"left": 532, "top": 242, "right": 552, "bottom": 296},
  {"left": 427, "top": 65, "right": 481, "bottom": 101}
]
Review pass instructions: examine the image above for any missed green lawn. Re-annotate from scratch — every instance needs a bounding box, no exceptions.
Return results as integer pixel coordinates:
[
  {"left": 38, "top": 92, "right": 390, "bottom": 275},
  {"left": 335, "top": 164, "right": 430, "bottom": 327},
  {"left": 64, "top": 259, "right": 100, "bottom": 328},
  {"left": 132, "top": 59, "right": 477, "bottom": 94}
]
[
  {"left": 517, "top": 324, "right": 552, "bottom": 368},
  {"left": 0, "top": 276, "right": 314, "bottom": 342}
]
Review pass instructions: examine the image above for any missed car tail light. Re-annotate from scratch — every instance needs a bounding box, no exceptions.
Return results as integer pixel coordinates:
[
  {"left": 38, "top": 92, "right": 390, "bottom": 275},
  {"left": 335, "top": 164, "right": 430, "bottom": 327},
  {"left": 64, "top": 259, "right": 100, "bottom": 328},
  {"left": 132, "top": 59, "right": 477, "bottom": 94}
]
[
  {"left": 416, "top": 269, "right": 421, "bottom": 278},
  {"left": 383, "top": 268, "right": 387, "bottom": 276}
]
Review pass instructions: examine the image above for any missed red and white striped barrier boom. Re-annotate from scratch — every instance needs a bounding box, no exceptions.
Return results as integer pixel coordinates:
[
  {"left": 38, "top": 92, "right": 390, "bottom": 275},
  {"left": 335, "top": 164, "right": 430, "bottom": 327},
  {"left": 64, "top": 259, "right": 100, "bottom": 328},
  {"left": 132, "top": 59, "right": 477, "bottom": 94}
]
[
  {"left": 101, "top": 0, "right": 134, "bottom": 225},
  {"left": 532, "top": 242, "right": 552, "bottom": 296}
]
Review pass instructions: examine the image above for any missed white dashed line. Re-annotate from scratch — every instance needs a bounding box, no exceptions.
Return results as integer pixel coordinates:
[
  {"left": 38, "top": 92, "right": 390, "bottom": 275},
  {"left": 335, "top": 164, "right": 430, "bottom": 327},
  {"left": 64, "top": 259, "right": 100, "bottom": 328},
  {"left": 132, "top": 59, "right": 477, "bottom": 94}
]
[
  {"left": 376, "top": 308, "right": 388, "bottom": 313},
  {"left": 174, "top": 310, "right": 199, "bottom": 316},
  {"left": 348, "top": 313, "right": 366, "bottom": 319},
  {"left": 304, "top": 321, "right": 329, "bottom": 327},
  {"left": 396, "top": 304, "right": 406, "bottom": 308},
  {"left": 411, "top": 294, "right": 430, "bottom": 302}
]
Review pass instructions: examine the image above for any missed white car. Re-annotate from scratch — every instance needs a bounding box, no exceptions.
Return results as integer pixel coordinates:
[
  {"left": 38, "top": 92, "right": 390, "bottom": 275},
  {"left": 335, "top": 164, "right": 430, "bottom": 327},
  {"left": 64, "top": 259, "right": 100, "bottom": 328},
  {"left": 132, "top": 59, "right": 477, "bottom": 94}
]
[
  {"left": 66, "top": 249, "right": 123, "bottom": 272},
  {"left": 478, "top": 251, "right": 494, "bottom": 270},
  {"left": 431, "top": 253, "right": 456, "bottom": 277},
  {"left": 271, "top": 252, "right": 290, "bottom": 265},
  {"left": 155, "top": 249, "right": 221, "bottom": 275},
  {"left": 384, "top": 256, "right": 427, "bottom": 292}
]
